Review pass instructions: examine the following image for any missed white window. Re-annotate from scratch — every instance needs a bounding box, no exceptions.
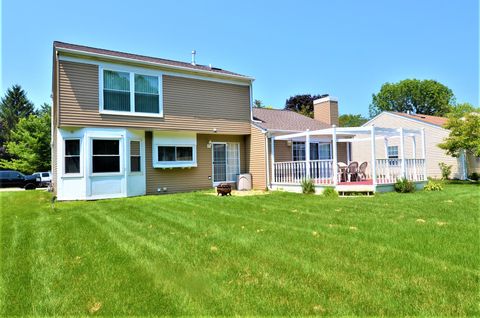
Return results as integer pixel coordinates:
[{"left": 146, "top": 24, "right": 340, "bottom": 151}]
[
  {"left": 387, "top": 146, "right": 399, "bottom": 159},
  {"left": 92, "top": 139, "right": 121, "bottom": 174},
  {"left": 101, "top": 68, "right": 162, "bottom": 116},
  {"left": 64, "top": 139, "right": 80, "bottom": 174},
  {"left": 157, "top": 146, "right": 194, "bottom": 162},
  {"left": 130, "top": 140, "right": 141, "bottom": 172},
  {"left": 292, "top": 142, "right": 305, "bottom": 161},
  {"left": 319, "top": 143, "right": 332, "bottom": 160}
]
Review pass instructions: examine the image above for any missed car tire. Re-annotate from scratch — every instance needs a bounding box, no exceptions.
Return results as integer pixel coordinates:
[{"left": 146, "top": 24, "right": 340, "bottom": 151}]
[{"left": 24, "top": 184, "right": 36, "bottom": 190}]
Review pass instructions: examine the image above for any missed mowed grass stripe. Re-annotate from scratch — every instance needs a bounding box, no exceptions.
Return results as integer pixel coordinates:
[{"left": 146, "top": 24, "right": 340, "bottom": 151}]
[{"left": 0, "top": 183, "right": 478, "bottom": 315}]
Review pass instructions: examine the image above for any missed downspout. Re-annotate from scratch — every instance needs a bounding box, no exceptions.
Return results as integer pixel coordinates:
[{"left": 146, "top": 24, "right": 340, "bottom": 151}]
[{"left": 264, "top": 131, "right": 269, "bottom": 190}]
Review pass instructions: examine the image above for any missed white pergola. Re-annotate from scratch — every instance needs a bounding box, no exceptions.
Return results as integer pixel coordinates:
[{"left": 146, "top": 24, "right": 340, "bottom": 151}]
[{"left": 271, "top": 125, "right": 427, "bottom": 186}]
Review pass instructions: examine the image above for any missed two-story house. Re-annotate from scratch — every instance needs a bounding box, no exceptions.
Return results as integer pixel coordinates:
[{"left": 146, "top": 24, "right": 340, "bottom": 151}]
[{"left": 52, "top": 42, "right": 254, "bottom": 200}]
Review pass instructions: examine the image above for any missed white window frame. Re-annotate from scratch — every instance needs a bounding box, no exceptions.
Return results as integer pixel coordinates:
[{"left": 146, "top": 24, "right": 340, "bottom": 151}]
[
  {"left": 99, "top": 65, "right": 163, "bottom": 118},
  {"left": 90, "top": 137, "right": 123, "bottom": 176},
  {"left": 153, "top": 144, "right": 197, "bottom": 168},
  {"left": 128, "top": 139, "right": 143, "bottom": 174},
  {"left": 387, "top": 145, "right": 399, "bottom": 159},
  {"left": 63, "top": 138, "right": 83, "bottom": 177},
  {"left": 211, "top": 142, "right": 241, "bottom": 185}
]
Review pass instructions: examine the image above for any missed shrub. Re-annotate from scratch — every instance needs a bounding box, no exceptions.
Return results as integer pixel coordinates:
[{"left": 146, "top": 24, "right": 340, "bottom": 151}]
[
  {"left": 424, "top": 180, "right": 444, "bottom": 191},
  {"left": 438, "top": 162, "right": 452, "bottom": 180},
  {"left": 301, "top": 179, "right": 315, "bottom": 194},
  {"left": 394, "top": 178, "right": 415, "bottom": 193},
  {"left": 468, "top": 172, "right": 479, "bottom": 181},
  {"left": 323, "top": 187, "right": 338, "bottom": 198}
]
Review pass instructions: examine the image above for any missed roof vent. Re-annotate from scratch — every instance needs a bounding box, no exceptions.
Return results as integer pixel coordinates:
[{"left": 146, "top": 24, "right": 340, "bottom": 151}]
[{"left": 191, "top": 50, "right": 196, "bottom": 65}]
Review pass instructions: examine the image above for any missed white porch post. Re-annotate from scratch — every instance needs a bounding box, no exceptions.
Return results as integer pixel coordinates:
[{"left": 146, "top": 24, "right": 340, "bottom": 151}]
[
  {"left": 400, "top": 128, "right": 406, "bottom": 179},
  {"left": 421, "top": 128, "right": 427, "bottom": 181},
  {"left": 412, "top": 135, "right": 417, "bottom": 180},
  {"left": 305, "top": 130, "right": 310, "bottom": 179},
  {"left": 271, "top": 136, "right": 275, "bottom": 185},
  {"left": 346, "top": 141, "right": 351, "bottom": 164},
  {"left": 370, "top": 126, "right": 377, "bottom": 185},
  {"left": 332, "top": 125, "right": 338, "bottom": 185},
  {"left": 265, "top": 133, "right": 270, "bottom": 188}
]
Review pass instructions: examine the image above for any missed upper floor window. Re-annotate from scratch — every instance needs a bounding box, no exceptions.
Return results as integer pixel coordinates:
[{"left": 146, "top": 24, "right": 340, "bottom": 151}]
[{"left": 101, "top": 68, "right": 162, "bottom": 116}]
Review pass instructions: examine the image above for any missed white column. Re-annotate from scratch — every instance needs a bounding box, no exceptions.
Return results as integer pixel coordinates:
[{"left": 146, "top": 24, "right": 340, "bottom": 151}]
[
  {"left": 305, "top": 130, "right": 310, "bottom": 179},
  {"left": 332, "top": 125, "right": 338, "bottom": 185},
  {"left": 370, "top": 126, "right": 377, "bottom": 185},
  {"left": 346, "top": 141, "right": 351, "bottom": 164},
  {"left": 421, "top": 128, "right": 427, "bottom": 181},
  {"left": 271, "top": 136, "right": 275, "bottom": 184},
  {"left": 400, "top": 128, "right": 406, "bottom": 179},
  {"left": 384, "top": 137, "right": 389, "bottom": 158},
  {"left": 264, "top": 133, "right": 270, "bottom": 188},
  {"left": 412, "top": 136, "right": 417, "bottom": 159}
]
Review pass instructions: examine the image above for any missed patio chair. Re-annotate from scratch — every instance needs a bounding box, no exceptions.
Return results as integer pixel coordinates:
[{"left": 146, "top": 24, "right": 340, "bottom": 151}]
[
  {"left": 337, "top": 162, "right": 348, "bottom": 182},
  {"left": 347, "top": 161, "right": 359, "bottom": 182},
  {"left": 358, "top": 161, "right": 368, "bottom": 181}
]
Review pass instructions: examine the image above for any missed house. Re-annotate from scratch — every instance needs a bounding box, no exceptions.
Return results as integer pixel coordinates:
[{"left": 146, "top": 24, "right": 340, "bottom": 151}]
[
  {"left": 250, "top": 97, "right": 428, "bottom": 194},
  {"left": 356, "top": 111, "right": 480, "bottom": 179},
  {"left": 51, "top": 42, "right": 429, "bottom": 200},
  {"left": 52, "top": 41, "right": 254, "bottom": 200}
]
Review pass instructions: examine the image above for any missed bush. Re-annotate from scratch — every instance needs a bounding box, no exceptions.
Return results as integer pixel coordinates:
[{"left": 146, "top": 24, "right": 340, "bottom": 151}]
[
  {"left": 301, "top": 179, "right": 315, "bottom": 194},
  {"left": 323, "top": 187, "right": 338, "bottom": 198},
  {"left": 394, "top": 178, "right": 415, "bottom": 193},
  {"left": 438, "top": 162, "right": 452, "bottom": 180},
  {"left": 468, "top": 172, "right": 479, "bottom": 181},
  {"left": 424, "top": 180, "right": 444, "bottom": 191}
]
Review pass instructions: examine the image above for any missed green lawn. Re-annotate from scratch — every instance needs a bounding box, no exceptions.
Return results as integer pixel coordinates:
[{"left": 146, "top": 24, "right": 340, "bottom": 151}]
[{"left": 1, "top": 184, "right": 479, "bottom": 316}]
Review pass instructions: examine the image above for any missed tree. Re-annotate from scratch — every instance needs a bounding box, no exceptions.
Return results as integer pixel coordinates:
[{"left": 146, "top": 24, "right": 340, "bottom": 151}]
[
  {"left": 253, "top": 99, "right": 265, "bottom": 108},
  {"left": 369, "top": 79, "right": 455, "bottom": 118},
  {"left": 0, "top": 111, "right": 51, "bottom": 174},
  {"left": 439, "top": 104, "right": 480, "bottom": 165},
  {"left": 284, "top": 94, "right": 325, "bottom": 118},
  {"left": 339, "top": 114, "right": 368, "bottom": 127},
  {"left": 0, "top": 85, "right": 35, "bottom": 145}
]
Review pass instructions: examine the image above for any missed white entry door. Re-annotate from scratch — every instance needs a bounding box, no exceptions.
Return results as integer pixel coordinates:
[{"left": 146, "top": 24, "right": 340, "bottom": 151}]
[{"left": 212, "top": 143, "right": 240, "bottom": 184}]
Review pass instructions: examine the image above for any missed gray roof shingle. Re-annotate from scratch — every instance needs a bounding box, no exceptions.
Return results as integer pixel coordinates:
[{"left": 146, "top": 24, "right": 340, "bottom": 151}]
[
  {"left": 252, "top": 108, "right": 330, "bottom": 131},
  {"left": 53, "top": 41, "right": 253, "bottom": 80}
]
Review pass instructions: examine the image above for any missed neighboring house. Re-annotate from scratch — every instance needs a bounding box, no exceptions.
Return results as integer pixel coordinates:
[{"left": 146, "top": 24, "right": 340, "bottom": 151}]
[
  {"left": 52, "top": 41, "right": 254, "bottom": 200},
  {"left": 357, "top": 111, "right": 480, "bottom": 179}
]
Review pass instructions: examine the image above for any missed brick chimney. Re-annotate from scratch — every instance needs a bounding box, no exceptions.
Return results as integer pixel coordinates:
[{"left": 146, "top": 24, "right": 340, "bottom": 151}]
[{"left": 313, "top": 96, "right": 339, "bottom": 126}]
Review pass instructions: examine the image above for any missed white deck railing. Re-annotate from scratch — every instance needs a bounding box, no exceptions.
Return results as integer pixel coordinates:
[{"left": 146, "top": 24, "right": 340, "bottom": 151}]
[
  {"left": 273, "top": 159, "right": 426, "bottom": 185},
  {"left": 375, "top": 159, "right": 426, "bottom": 184},
  {"left": 273, "top": 160, "right": 333, "bottom": 184}
]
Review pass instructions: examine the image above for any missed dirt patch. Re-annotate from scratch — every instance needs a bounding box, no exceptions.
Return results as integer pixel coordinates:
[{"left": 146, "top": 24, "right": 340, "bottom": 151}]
[{"left": 206, "top": 190, "right": 269, "bottom": 196}]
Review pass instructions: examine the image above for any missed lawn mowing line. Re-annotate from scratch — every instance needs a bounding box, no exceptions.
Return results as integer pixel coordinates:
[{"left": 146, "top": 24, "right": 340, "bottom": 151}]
[
  {"left": 81, "top": 205, "right": 356, "bottom": 314},
  {"left": 79, "top": 212, "right": 217, "bottom": 315},
  {"left": 211, "top": 208, "right": 480, "bottom": 277}
]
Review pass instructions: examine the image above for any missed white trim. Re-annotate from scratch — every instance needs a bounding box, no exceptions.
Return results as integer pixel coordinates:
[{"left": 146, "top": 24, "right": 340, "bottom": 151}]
[
  {"left": 153, "top": 144, "right": 197, "bottom": 168},
  {"left": 62, "top": 138, "right": 83, "bottom": 177},
  {"left": 363, "top": 111, "right": 449, "bottom": 132},
  {"left": 313, "top": 96, "right": 339, "bottom": 104},
  {"left": 90, "top": 137, "right": 123, "bottom": 176},
  {"left": 99, "top": 66, "right": 164, "bottom": 117},
  {"left": 58, "top": 54, "right": 252, "bottom": 86}
]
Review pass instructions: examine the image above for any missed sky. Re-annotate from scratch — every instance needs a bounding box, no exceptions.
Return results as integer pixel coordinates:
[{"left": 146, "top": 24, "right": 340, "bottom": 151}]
[{"left": 1, "top": 0, "right": 478, "bottom": 116}]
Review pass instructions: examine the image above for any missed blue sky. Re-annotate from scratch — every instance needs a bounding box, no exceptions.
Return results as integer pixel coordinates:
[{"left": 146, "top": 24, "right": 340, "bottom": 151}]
[{"left": 1, "top": 0, "right": 478, "bottom": 116}]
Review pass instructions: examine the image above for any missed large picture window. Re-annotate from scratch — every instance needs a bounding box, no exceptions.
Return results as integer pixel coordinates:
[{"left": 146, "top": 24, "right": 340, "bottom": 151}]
[
  {"left": 92, "top": 139, "right": 120, "bottom": 173},
  {"left": 65, "top": 139, "right": 80, "bottom": 174},
  {"left": 101, "top": 69, "right": 162, "bottom": 115},
  {"left": 158, "top": 146, "right": 194, "bottom": 162}
]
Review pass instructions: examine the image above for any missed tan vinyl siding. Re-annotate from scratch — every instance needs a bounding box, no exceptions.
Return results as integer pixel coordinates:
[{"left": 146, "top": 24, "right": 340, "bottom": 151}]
[
  {"left": 274, "top": 140, "right": 292, "bottom": 162},
  {"left": 248, "top": 126, "right": 267, "bottom": 189},
  {"left": 58, "top": 60, "right": 250, "bottom": 134},
  {"left": 337, "top": 142, "right": 348, "bottom": 163},
  {"left": 352, "top": 112, "right": 464, "bottom": 179},
  {"left": 145, "top": 132, "right": 246, "bottom": 194}
]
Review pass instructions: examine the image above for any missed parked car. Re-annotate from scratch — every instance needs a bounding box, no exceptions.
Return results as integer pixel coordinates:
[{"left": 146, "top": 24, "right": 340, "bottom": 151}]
[
  {"left": 32, "top": 171, "right": 52, "bottom": 187},
  {"left": 0, "top": 170, "right": 41, "bottom": 190}
]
